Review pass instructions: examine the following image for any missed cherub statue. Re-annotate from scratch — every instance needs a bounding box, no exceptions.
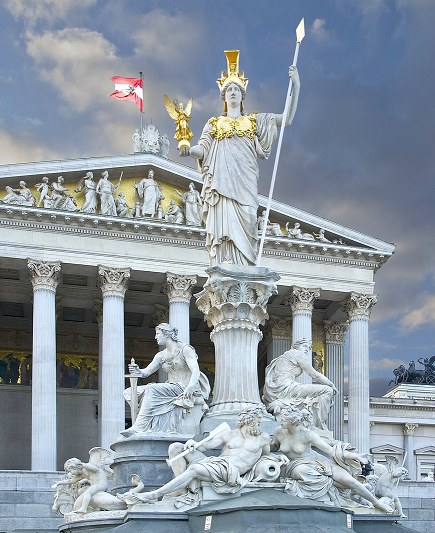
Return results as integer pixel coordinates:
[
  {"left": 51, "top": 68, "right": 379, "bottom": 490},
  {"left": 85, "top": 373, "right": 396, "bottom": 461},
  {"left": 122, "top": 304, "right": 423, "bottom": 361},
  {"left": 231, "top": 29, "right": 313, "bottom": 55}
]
[
  {"left": 372, "top": 456, "right": 408, "bottom": 517},
  {"left": 164, "top": 95, "right": 193, "bottom": 150},
  {"left": 52, "top": 447, "right": 126, "bottom": 515}
]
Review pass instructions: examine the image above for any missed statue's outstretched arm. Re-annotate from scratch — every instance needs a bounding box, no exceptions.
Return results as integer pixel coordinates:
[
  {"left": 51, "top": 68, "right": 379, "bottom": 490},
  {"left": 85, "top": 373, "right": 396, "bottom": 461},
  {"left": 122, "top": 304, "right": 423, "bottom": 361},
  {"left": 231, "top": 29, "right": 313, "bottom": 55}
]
[{"left": 275, "top": 66, "right": 300, "bottom": 129}]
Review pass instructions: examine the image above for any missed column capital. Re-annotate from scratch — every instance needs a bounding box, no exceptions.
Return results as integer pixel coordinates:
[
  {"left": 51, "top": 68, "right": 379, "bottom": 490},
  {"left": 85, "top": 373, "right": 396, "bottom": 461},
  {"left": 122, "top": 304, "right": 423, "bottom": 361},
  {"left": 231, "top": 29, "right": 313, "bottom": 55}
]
[
  {"left": 263, "top": 315, "right": 292, "bottom": 342},
  {"left": 98, "top": 266, "right": 130, "bottom": 297},
  {"left": 403, "top": 422, "right": 418, "bottom": 435},
  {"left": 163, "top": 272, "right": 197, "bottom": 303},
  {"left": 341, "top": 292, "right": 377, "bottom": 320},
  {"left": 28, "top": 259, "right": 61, "bottom": 292},
  {"left": 284, "top": 286, "right": 320, "bottom": 316},
  {"left": 94, "top": 299, "right": 103, "bottom": 327},
  {"left": 323, "top": 320, "right": 349, "bottom": 345}
]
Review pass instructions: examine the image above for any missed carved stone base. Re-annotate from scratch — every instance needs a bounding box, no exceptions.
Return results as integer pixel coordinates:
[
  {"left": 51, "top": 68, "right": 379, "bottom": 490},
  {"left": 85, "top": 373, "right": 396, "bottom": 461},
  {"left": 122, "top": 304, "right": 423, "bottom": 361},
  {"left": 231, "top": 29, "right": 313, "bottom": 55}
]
[{"left": 110, "top": 434, "right": 190, "bottom": 494}]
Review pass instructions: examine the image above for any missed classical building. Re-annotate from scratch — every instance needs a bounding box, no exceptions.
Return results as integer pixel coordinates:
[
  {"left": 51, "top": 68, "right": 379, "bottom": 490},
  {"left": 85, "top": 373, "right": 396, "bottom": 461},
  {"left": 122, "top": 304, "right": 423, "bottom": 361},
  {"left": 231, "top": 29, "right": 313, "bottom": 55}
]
[{"left": 0, "top": 149, "right": 434, "bottom": 531}]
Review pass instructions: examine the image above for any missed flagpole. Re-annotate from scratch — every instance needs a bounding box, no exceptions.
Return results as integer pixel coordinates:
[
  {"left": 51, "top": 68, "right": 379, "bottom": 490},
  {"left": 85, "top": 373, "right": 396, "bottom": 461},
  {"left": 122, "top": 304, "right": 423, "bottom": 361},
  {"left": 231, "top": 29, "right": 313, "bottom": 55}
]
[
  {"left": 256, "top": 18, "right": 305, "bottom": 267},
  {"left": 139, "top": 71, "right": 144, "bottom": 133}
]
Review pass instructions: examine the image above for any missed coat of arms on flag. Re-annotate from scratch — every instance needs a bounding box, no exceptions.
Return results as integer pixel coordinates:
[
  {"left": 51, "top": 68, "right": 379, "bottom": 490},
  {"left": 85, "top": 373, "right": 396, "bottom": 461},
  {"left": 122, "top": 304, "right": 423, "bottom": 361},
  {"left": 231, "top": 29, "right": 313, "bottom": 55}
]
[{"left": 109, "top": 76, "right": 143, "bottom": 110}]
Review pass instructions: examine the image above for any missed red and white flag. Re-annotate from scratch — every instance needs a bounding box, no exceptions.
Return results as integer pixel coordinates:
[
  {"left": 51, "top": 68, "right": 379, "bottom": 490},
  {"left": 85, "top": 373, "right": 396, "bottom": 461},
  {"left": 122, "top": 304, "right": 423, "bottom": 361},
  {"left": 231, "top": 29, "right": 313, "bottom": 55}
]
[{"left": 109, "top": 76, "right": 143, "bottom": 110}]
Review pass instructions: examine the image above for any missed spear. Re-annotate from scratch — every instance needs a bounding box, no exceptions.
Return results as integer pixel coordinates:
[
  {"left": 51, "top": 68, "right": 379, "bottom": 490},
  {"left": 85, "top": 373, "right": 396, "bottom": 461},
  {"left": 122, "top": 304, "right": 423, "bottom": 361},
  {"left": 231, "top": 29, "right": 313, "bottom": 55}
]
[{"left": 256, "top": 18, "right": 305, "bottom": 266}]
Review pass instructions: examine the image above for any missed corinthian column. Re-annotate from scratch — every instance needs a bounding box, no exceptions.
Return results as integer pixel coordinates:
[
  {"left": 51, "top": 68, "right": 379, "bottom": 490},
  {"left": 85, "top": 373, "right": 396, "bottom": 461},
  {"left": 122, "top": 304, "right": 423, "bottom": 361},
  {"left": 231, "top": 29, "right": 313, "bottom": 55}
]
[
  {"left": 342, "top": 293, "right": 377, "bottom": 453},
  {"left": 403, "top": 423, "right": 418, "bottom": 480},
  {"left": 324, "top": 320, "right": 349, "bottom": 441},
  {"left": 98, "top": 266, "right": 130, "bottom": 448},
  {"left": 196, "top": 265, "right": 279, "bottom": 423},
  {"left": 163, "top": 273, "right": 197, "bottom": 344},
  {"left": 264, "top": 315, "right": 292, "bottom": 364},
  {"left": 285, "top": 286, "right": 320, "bottom": 384},
  {"left": 28, "top": 259, "right": 61, "bottom": 471}
]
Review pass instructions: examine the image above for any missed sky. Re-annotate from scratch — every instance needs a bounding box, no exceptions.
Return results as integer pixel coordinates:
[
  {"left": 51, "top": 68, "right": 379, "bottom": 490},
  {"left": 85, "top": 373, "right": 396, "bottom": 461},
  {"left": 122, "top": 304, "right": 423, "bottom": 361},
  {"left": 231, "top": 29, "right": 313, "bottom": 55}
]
[{"left": 0, "top": 0, "right": 434, "bottom": 396}]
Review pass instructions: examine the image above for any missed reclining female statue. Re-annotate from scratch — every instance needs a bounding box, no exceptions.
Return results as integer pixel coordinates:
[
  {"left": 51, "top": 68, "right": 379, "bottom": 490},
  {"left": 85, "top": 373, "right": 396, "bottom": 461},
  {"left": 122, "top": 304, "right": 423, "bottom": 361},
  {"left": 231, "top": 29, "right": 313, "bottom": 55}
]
[
  {"left": 272, "top": 407, "right": 393, "bottom": 513},
  {"left": 122, "top": 323, "right": 210, "bottom": 436}
]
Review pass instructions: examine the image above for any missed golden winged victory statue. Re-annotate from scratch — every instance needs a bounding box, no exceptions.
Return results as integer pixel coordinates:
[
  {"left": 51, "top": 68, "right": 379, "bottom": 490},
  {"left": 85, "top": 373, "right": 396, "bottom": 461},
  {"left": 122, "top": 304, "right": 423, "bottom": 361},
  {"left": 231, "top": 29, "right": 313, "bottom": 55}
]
[{"left": 163, "top": 95, "right": 194, "bottom": 150}]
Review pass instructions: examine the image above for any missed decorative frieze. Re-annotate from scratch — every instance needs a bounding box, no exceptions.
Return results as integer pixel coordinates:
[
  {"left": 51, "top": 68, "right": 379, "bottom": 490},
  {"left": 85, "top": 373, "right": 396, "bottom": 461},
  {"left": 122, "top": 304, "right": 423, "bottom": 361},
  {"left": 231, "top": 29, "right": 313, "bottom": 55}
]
[
  {"left": 97, "top": 266, "right": 130, "bottom": 297},
  {"left": 163, "top": 273, "right": 197, "bottom": 303},
  {"left": 28, "top": 259, "right": 61, "bottom": 292},
  {"left": 262, "top": 315, "right": 292, "bottom": 343},
  {"left": 285, "top": 286, "right": 320, "bottom": 316},
  {"left": 152, "top": 304, "right": 169, "bottom": 326},
  {"left": 323, "top": 320, "right": 349, "bottom": 344},
  {"left": 341, "top": 292, "right": 377, "bottom": 320}
]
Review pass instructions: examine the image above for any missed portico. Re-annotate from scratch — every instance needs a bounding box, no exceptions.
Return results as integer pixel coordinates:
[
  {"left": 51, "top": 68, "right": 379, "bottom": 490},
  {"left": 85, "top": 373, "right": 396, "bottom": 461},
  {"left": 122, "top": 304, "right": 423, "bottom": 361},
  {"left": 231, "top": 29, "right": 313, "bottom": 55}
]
[{"left": 0, "top": 152, "right": 394, "bottom": 470}]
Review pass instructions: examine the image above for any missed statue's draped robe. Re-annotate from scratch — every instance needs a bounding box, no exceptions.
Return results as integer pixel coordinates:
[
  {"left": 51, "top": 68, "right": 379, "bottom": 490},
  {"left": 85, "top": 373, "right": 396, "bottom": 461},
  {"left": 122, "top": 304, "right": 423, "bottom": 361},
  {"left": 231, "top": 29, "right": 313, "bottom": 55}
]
[
  {"left": 124, "top": 345, "right": 210, "bottom": 434},
  {"left": 197, "top": 113, "right": 277, "bottom": 265},
  {"left": 263, "top": 349, "right": 333, "bottom": 430}
]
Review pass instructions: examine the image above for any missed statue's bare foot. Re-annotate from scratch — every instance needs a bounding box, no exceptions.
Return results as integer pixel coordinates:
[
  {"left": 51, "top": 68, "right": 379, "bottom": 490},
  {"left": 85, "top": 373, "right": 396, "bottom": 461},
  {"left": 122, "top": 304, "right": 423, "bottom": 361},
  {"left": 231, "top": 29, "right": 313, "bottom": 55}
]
[
  {"left": 132, "top": 492, "right": 158, "bottom": 504},
  {"left": 121, "top": 428, "right": 137, "bottom": 438},
  {"left": 377, "top": 501, "right": 394, "bottom": 514}
]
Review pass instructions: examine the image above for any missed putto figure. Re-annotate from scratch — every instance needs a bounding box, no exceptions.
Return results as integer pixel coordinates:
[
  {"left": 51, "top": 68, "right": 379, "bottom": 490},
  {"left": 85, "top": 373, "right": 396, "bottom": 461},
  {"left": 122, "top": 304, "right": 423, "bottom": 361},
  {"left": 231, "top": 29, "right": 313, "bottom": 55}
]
[
  {"left": 180, "top": 50, "right": 300, "bottom": 266},
  {"left": 122, "top": 323, "right": 210, "bottom": 436},
  {"left": 52, "top": 448, "right": 126, "bottom": 515}
]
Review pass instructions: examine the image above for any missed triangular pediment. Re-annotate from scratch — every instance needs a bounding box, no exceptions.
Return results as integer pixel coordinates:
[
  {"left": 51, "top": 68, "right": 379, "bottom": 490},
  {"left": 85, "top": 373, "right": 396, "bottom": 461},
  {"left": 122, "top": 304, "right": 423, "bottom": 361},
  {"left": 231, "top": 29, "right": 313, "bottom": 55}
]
[
  {"left": 414, "top": 445, "right": 435, "bottom": 455},
  {"left": 370, "top": 444, "right": 404, "bottom": 455}
]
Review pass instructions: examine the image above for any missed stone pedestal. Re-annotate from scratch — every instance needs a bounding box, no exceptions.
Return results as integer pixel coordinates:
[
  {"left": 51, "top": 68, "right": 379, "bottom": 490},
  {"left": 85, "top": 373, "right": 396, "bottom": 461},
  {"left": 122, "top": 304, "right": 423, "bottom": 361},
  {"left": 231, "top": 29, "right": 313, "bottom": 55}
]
[
  {"left": 28, "top": 259, "right": 61, "bottom": 471},
  {"left": 342, "top": 292, "right": 377, "bottom": 454},
  {"left": 196, "top": 265, "right": 279, "bottom": 425},
  {"left": 285, "top": 286, "right": 320, "bottom": 385},
  {"left": 324, "top": 320, "right": 348, "bottom": 442},
  {"left": 98, "top": 266, "right": 130, "bottom": 449},
  {"left": 110, "top": 435, "right": 190, "bottom": 493},
  {"left": 163, "top": 273, "right": 197, "bottom": 344}
]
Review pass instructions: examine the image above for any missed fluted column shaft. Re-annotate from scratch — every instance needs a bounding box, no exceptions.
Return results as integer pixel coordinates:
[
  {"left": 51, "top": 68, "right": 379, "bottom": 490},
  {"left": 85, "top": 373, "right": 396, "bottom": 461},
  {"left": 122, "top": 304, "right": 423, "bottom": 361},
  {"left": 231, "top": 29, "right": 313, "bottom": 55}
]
[
  {"left": 28, "top": 259, "right": 61, "bottom": 471},
  {"left": 285, "top": 287, "right": 320, "bottom": 385},
  {"left": 163, "top": 273, "right": 197, "bottom": 344},
  {"left": 98, "top": 266, "right": 130, "bottom": 449},
  {"left": 342, "top": 293, "right": 377, "bottom": 453},
  {"left": 324, "top": 321, "right": 349, "bottom": 442},
  {"left": 403, "top": 423, "right": 418, "bottom": 480}
]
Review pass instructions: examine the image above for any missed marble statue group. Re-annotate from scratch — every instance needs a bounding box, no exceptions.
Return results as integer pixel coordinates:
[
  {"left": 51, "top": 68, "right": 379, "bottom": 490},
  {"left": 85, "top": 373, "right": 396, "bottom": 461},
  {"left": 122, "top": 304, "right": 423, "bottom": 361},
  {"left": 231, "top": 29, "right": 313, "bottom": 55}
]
[{"left": 51, "top": 50, "right": 406, "bottom": 525}]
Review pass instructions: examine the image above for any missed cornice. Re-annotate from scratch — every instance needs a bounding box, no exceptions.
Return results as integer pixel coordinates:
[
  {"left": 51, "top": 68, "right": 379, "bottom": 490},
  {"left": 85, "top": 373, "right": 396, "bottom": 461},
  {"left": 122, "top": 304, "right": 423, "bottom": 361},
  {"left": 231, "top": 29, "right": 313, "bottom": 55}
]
[{"left": 0, "top": 205, "right": 391, "bottom": 271}]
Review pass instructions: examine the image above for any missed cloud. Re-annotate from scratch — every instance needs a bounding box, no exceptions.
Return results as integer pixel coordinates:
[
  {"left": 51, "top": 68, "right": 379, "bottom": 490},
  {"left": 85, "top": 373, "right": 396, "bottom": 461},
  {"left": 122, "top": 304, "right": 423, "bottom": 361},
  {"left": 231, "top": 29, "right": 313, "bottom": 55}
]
[
  {"left": 26, "top": 28, "right": 118, "bottom": 113},
  {"left": 0, "top": 128, "right": 59, "bottom": 165},
  {"left": 4, "top": 0, "right": 97, "bottom": 27},
  {"left": 310, "top": 19, "right": 337, "bottom": 45},
  {"left": 370, "top": 340, "right": 399, "bottom": 351},
  {"left": 370, "top": 357, "right": 403, "bottom": 371},
  {"left": 400, "top": 293, "right": 435, "bottom": 330}
]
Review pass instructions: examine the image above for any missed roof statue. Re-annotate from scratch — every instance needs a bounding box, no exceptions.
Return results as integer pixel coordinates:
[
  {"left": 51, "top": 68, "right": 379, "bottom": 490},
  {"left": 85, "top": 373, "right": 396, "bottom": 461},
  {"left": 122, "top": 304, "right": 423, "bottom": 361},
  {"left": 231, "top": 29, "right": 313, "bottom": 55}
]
[
  {"left": 180, "top": 50, "right": 301, "bottom": 266},
  {"left": 164, "top": 95, "right": 194, "bottom": 150}
]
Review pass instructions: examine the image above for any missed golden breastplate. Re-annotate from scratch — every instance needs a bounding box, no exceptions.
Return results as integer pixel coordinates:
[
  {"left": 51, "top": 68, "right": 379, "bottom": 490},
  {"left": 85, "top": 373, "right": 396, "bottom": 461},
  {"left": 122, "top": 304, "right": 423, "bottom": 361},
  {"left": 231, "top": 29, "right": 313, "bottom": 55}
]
[{"left": 209, "top": 113, "right": 257, "bottom": 141}]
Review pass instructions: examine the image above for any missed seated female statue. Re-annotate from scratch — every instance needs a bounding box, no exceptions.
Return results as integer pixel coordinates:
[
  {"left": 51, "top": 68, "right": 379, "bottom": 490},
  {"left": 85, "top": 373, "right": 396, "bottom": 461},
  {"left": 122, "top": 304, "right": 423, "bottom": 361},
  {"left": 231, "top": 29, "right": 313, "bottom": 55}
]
[
  {"left": 122, "top": 323, "right": 210, "bottom": 436},
  {"left": 263, "top": 338, "right": 337, "bottom": 431}
]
